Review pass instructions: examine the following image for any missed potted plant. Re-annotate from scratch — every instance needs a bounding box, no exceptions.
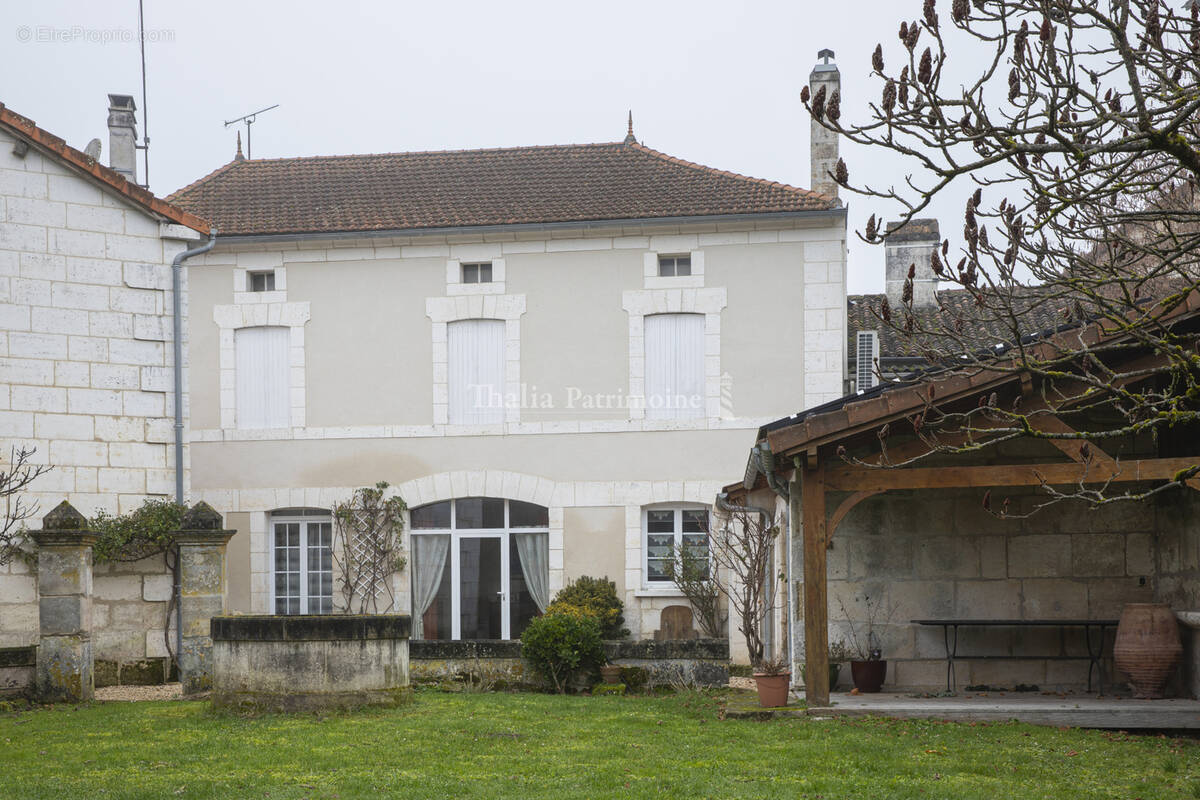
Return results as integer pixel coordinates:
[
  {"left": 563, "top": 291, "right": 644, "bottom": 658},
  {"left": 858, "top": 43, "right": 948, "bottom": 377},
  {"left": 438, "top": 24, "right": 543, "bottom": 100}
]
[
  {"left": 838, "top": 594, "right": 897, "bottom": 693},
  {"left": 707, "top": 504, "right": 786, "bottom": 706},
  {"left": 752, "top": 653, "right": 791, "bottom": 708},
  {"left": 800, "top": 638, "right": 849, "bottom": 691}
]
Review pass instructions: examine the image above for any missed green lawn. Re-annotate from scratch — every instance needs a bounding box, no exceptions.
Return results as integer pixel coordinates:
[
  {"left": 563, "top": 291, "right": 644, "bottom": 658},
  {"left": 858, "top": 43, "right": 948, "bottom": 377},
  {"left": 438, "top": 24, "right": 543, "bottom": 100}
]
[{"left": 1, "top": 689, "right": 1197, "bottom": 799}]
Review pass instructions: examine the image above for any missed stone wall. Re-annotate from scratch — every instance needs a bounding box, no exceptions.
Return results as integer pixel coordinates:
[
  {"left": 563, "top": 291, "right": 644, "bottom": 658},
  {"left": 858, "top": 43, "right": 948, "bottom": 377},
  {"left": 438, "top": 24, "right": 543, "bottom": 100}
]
[
  {"left": 802, "top": 483, "right": 1168, "bottom": 692},
  {"left": 0, "top": 645, "right": 35, "bottom": 697},
  {"left": 409, "top": 638, "right": 729, "bottom": 689}
]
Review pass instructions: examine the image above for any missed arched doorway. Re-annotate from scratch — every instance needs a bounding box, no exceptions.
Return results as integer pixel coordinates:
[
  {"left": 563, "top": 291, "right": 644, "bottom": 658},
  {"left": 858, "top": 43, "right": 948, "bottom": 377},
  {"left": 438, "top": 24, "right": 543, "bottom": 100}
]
[{"left": 410, "top": 497, "right": 549, "bottom": 640}]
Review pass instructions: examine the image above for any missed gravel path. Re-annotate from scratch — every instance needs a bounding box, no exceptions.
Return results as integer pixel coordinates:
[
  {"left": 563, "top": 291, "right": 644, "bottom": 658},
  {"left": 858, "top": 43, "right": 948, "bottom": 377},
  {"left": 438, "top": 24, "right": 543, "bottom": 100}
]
[{"left": 95, "top": 683, "right": 183, "bottom": 702}]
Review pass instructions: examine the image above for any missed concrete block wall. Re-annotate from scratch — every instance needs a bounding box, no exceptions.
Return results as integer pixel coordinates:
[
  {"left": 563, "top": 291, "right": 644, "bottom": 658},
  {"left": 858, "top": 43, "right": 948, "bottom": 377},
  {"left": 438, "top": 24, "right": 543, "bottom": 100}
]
[{"left": 807, "top": 485, "right": 1169, "bottom": 692}]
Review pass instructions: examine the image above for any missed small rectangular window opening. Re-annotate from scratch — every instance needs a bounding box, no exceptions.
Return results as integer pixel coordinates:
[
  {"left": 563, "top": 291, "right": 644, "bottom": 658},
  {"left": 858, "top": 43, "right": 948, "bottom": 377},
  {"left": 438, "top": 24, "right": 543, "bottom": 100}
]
[
  {"left": 248, "top": 270, "right": 276, "bottom": 292},
  {"left": 461, "top": 262, "right": 493, "bottom": 284},
  {"left": 657, "top": 255, "right": 691, "bottom": 277}
]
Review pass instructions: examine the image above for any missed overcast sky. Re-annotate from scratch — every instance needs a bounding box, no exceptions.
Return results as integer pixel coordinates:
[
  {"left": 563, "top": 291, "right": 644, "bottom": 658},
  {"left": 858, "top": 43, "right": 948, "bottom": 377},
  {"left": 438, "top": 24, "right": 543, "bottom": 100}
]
[{"left": 2, "top": 0, "right": 977, "bottom": 295}]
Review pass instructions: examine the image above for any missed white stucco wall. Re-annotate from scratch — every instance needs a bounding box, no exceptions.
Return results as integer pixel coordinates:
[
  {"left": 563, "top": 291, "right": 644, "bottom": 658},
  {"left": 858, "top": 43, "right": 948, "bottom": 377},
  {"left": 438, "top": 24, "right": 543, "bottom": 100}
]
[{"left": 187, "top": 216, "right": 847, "bottom": 639}]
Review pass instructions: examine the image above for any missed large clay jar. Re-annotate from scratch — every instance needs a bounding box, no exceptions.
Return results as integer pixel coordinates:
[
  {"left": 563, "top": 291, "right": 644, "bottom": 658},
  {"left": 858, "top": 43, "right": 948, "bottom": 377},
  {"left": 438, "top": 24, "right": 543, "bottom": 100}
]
[{"left": 1114, "top": 603, "right": 1182, "bottom": 699}]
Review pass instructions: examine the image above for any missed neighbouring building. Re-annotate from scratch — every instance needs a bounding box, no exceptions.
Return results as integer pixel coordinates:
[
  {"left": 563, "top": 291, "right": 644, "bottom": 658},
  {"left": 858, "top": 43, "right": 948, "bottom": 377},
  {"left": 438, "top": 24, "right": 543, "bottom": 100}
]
[
  {"left": 165, "top": 61, "right": 849, "bottom": 648},
  {"left": 0, "top": 97, "right": 209, "bottom": 671}
]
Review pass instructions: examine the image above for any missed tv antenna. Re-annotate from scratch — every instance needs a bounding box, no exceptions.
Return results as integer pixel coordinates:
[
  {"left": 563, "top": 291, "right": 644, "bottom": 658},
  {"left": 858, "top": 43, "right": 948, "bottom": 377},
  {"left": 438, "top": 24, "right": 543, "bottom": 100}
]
[{"left": 223, "top": 104, "right": 279, "bottom": 159}]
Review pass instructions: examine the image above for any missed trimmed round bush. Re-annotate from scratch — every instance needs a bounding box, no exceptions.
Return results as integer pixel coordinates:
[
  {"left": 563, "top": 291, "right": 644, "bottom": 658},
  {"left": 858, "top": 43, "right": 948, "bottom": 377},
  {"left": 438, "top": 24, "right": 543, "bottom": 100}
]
[
  {"left": 520, "top": 607, "right": 605, "bottom": 693},
  {"left": 546, "top": 576, "right": 628, "bottom": 639}
]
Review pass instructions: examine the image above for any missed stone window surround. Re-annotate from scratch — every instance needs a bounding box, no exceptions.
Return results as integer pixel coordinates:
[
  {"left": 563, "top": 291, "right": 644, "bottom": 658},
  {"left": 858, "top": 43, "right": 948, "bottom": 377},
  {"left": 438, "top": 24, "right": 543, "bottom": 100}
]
[
  {"left": 639, "top": 502, "right": 711, "bottom": 592},
  {"left": 643, "top": 249, "right": 705, "bottom": 289},
  {"left": 232, "top": 265, "right": 287, "bottom": 305},
  {"left": 621, "top": 287, "right": 727, "bottom": 421},
  {"left": 446, "top": 257, "right": 506, "bottom": 295},
  {"left": 198, "top": 471, "right": 722, "bottom": 635},
  {"left": 425, "top": 294, "right": 526, "bottom": 426},
  {"left": 213, "top": 302, "right": 311, "bottom": 430}
]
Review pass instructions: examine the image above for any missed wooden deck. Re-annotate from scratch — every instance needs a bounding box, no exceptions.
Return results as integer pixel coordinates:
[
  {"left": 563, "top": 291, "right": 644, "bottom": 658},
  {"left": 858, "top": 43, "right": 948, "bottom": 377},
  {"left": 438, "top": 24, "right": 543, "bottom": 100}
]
[{"left": 806, "top": 691, "right": 1200, "bottom": 730}]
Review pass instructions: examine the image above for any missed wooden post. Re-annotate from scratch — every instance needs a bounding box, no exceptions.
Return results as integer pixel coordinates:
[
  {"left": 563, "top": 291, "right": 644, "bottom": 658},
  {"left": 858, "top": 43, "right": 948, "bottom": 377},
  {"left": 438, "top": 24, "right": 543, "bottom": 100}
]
[{"left": 801, "top": 455, "right": 829, "bottom": 707}]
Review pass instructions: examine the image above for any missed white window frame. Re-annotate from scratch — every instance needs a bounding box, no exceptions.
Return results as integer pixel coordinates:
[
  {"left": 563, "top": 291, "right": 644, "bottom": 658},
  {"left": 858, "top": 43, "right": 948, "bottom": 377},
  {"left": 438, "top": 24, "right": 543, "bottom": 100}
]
[
  {"left": 410, "top": 498, "right": 550, "bottom": 640},
  {"left": 622, "top": 288, "right": 726, "bottom": 422},
  {"left": 214, "top": 301, "right": 310, "bottom": 429},
  {"left": 641, "top": 504, "right": 710, "bottom": 590},
  {"left": 269, "top": 510, "right": 333, "bottom": 615},
  {"left": 644, "top": 249, "right": 704, "bottom": 289},
  {"left": 426, "top": 295, "right": 525, "bottom": 427}
]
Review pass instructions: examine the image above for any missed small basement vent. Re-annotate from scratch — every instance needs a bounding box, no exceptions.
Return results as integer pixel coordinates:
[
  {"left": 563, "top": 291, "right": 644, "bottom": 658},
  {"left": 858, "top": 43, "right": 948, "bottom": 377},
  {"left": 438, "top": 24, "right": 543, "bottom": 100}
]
[{"left": 856, "top": 330, "right": 879, "bottom": 392}]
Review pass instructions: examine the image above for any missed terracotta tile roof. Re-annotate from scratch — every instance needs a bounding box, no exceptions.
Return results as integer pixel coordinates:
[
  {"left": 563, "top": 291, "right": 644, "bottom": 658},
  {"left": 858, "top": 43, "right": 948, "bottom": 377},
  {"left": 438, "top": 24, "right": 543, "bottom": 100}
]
[
  {"left": 166, "top": 141, "right": 836, "bottom": 236},
  {"left": 0, "top": 102, "right": 209, "bottom": 234}
]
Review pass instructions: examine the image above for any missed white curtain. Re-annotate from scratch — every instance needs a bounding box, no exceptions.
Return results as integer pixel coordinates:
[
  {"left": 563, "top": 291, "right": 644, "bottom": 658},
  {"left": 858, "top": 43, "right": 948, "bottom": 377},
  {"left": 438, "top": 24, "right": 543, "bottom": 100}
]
[
  {"left": 411, "top": 534, "right": 450, "bottom": 639},
  {"left": 644, "top": 313, "right": 704, "bottom": 420},
  {"left": 513, "top": 532, "right": 549, "bottom": 614},
  {"left": 235, "top": 326, "right": 290, "bottom": 428},
  {"left": 448, "top": 319, "right": 505, "bottom": 424}
]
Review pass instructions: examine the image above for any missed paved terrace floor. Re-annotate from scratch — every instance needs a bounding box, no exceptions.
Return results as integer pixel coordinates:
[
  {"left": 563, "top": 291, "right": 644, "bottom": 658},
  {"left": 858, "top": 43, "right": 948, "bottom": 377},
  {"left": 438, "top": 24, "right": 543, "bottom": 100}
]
[{"left": 803, "top": 691, "right": 1200, "bottom": 730}]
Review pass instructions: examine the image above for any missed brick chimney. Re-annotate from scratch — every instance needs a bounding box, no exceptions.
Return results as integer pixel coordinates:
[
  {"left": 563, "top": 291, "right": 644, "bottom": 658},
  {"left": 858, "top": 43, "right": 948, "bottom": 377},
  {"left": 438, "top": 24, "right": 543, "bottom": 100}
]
[
  {"left": 809, "top": 48, "right": 840, "bottom": 204},
  {"left": 106, "top": 94, "right": 138, "bottom": 184},
  {"left": 885, "top": 219, "right": 941, "bottom": 310}
]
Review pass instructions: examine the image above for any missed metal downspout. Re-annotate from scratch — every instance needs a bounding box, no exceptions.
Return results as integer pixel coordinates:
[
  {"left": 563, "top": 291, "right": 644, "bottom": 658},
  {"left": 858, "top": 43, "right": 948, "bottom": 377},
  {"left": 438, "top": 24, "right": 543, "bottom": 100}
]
[
  {"left": 753, "top": 441, "right": 797, "bottom": 678},
  {"left": 171, "top": 228, "right": 216, "bottom": 667}
]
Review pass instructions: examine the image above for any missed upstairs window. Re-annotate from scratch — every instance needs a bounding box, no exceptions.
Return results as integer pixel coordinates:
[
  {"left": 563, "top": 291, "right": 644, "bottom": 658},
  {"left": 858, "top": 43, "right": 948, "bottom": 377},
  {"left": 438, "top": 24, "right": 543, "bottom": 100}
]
[
  {"left": 461, "top": 262, "right": 493, "bottom": 284},
  {"left": 447, "top": 319, "right": 505, "bottom": 424},
  {"left": 247, "top": 270, "right": 276, "bottom": 292},
  {"left": 657, "top": 254, "right": 691, "bottom": 277},
  {"left": 235, "top": 326, "right": 290, "bottom": 428},
  {"left": 644, "top": 313, "right": 704, "bottom": 420}
]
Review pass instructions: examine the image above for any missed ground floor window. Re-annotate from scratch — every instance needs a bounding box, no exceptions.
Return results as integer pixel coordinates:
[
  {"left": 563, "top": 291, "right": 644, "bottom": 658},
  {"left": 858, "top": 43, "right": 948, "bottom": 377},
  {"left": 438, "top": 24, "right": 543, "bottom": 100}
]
[
  {"left": 272, "top": 510, "right": 333, "bottom": 614},
  {"left": 411, "top": 497, "right": 548, "bottom": 640},
  {"left": 644, "top": 505, "right": 709, "bottom": 586}
]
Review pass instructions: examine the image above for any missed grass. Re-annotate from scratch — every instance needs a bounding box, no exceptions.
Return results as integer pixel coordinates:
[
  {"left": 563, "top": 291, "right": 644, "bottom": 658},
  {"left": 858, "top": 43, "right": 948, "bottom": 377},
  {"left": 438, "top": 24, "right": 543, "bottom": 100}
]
[{"left": 0, "top": 689, "right": 1197, "bottom": 799}]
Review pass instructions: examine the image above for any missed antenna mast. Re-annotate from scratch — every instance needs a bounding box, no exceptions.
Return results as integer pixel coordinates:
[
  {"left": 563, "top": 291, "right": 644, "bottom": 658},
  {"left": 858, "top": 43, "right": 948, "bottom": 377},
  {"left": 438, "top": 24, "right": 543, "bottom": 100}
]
[
  {"left": 223, "top": 105, "right": 280, "bottom": 159},
  {"left": 137, "top": 0, "right": 150, "bottom": 188}
]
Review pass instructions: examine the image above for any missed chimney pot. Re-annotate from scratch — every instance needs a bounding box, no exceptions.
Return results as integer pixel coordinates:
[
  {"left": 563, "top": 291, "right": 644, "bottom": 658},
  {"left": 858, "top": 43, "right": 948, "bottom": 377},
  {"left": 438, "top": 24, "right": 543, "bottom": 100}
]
[{"left": 106, "top": 93, "right": 138, "bottom": 184}]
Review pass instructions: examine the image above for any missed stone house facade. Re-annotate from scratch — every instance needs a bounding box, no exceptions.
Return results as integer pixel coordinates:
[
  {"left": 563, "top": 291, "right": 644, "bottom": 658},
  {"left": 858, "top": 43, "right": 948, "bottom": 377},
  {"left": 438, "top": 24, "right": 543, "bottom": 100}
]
[{"left": 0, "top": 98, "right": 208, "bottom": 671}]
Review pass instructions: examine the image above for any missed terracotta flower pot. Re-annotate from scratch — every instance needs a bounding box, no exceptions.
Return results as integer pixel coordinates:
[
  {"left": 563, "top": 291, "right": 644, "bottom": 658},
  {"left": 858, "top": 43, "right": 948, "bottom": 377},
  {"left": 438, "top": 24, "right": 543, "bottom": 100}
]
[
  {"left": 753, "top": 672, "right": 791, "bottom": 708},
  {"left": 850, "top": 660, "right": 887, "bottom": 693},
  {"left": 599, "top": 664, "right": 622, "bottom": 685},
  {"left": 1114, "top": 603, "right": 1182, "bottom": 699}
]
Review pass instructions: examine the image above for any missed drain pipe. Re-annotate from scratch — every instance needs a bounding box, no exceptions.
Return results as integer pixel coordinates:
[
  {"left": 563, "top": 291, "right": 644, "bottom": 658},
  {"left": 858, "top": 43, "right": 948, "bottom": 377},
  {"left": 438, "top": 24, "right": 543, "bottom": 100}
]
[
  {"left": 171, "top": 228, "right": 216, "bottom": 668},
  {"left": 752, "top": 441, "right": 797, "bottom": 678}
]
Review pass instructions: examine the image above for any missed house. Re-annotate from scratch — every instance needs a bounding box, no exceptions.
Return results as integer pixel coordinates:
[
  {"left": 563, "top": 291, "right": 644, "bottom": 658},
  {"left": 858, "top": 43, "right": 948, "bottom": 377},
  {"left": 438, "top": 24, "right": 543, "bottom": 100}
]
[
  {"left": 728, "top": 291, "right": 1200, "bottom": 703},
  {"left": 0, "top": 97, "right": 209, "bottom": 670},
  {"left": 166, "top": 61, "right": 848, "bottom": 649}
]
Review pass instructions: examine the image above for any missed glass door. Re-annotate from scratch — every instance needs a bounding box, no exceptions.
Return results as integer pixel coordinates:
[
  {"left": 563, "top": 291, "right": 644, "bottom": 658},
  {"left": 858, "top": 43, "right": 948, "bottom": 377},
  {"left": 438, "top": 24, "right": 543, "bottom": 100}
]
[{"left": 456, "top": 535, "right": 506, "bottom": 639}]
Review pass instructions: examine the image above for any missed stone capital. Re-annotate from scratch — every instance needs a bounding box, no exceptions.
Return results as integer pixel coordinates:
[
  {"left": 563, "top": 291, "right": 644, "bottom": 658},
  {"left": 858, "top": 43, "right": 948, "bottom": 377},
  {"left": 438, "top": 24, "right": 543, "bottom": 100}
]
[
  {"left": 172, "top": 529, "right": 236, "bottom": 547},
  {"left": 32, "top": 530, "right": 98, "bottom": 549}
]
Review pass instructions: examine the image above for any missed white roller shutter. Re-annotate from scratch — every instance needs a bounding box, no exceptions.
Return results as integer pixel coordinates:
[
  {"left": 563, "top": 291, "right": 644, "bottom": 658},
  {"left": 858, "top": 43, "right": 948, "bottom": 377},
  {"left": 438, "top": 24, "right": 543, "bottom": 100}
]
[
  {"left": 448, "top": 319, "right": 505, "bottom": 424},
  {"left": 644, "top": 313, "right": 705, "bottom": 420},
  {"left": 235, "top": 326, "right": 291, "bottom": 429}
]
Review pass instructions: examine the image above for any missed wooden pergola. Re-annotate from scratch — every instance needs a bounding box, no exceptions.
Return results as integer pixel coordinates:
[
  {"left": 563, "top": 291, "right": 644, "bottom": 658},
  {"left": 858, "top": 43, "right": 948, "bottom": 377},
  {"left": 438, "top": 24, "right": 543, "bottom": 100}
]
[{"left": 730, "top": 296, "right": 1200, "bottom": 708}]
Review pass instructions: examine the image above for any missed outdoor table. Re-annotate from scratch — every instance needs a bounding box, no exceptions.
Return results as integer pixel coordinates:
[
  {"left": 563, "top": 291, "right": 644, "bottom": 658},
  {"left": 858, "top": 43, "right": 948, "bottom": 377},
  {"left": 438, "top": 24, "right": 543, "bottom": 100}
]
[{"left": 912, "top": 619, "right": 1119, "bottom": 694}]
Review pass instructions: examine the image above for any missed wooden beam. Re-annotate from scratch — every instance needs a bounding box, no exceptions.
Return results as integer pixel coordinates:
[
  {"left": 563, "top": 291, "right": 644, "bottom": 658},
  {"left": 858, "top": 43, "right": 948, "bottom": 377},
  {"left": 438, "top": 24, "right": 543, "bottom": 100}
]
[
  {"left": 828, "top": 490, "right": 882, "bottom": 543},
  {"left": 801, "top": 458, "right": 829, "bottom": 708},
  {"left": 1026, "top": 414, "right": 1117, "bottom": 466},
  {"left": 824, "top": 456, "right": 1200, "bottom": 493}
]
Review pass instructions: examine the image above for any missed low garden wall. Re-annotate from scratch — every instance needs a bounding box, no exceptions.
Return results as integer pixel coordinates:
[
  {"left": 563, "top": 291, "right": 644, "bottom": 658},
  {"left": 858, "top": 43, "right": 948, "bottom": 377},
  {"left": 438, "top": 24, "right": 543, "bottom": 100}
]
[
  {"left": 410, "top": 638, "right": 729, "bottom": 689},
  {"left": 210, "top": 615, "right": 412, "bottom": 712},
  {"left": 0, "top": 645, "right": 35, "bottom": 698}
]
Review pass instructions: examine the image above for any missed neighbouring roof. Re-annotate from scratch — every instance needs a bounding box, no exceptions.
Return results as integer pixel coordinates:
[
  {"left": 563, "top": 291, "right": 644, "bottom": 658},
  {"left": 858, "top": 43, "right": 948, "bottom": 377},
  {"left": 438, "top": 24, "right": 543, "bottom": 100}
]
[
  {"left": 0, "top": 102, "right": 209, "bottom": 233},
  {"left": 167, "top": 141, "right": 837, "bottom": 236},
  {"left": 847, "top": 288, "right": 1066, "bottom": 362}
]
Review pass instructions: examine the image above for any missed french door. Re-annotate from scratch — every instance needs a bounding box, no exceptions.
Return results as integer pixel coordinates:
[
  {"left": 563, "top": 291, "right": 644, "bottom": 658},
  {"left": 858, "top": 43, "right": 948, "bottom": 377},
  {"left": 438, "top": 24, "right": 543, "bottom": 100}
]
[{"left": 411, "top": 497, "right": 547, "bottom": 640}]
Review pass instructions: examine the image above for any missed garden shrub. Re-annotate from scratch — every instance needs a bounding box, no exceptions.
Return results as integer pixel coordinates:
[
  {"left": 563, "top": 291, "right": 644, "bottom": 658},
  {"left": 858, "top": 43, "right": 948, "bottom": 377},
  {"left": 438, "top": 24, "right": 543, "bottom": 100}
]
[
  {"left": 91, "top": 500, "right": 186, "bottom": 563},
  {"left": 546, "top": 576, "right": 628, "bottom": 639},
  {"left": 618, "top": 666, "right": 649, "bottom": 692},
  {"left": 520, "top": 606, "right": 605, "bottom": 693}
]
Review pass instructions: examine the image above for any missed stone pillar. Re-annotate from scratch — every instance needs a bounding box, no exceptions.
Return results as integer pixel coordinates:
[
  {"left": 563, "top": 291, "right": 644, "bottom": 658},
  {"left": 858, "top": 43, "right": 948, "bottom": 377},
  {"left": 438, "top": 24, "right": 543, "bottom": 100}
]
[
  {"left": 172, "top": 501, "right": 235, "bottom": 695},
  {"left": 33, "top": 501, "right": 98, "bottom": 703}
]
